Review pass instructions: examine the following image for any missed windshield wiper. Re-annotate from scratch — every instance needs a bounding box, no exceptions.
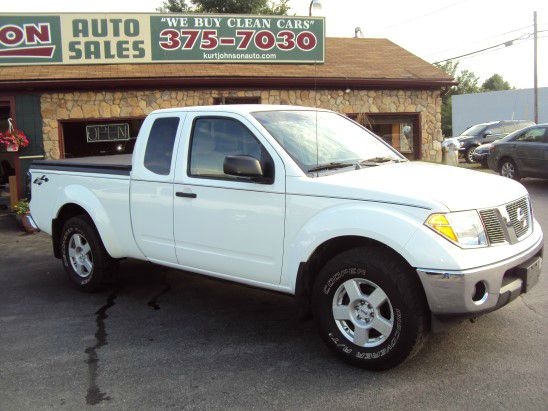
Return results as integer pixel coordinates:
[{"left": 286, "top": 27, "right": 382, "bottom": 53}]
[
  {"left": 307, "top": 162, "right": 354, "bottom": 173},
  {"left": 357, "top": 157, "right": 404, "bottom": 167}
]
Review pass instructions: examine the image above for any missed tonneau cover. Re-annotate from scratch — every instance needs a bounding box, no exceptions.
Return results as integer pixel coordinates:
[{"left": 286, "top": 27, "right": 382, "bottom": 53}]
[{"left": 30, "top": 154, "right": 132, "bottom": 175}]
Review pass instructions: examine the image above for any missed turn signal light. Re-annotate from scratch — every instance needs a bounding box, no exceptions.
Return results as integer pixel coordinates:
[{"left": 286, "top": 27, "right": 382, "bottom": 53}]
[{"left": 426, "top": 214, "right": 458, "bottom": 242}]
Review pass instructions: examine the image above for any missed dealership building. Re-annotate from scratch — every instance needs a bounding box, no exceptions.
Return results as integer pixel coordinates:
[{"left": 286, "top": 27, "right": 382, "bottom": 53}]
[{"left": 0, "top": 14, "right": 453, "bottom": 198}]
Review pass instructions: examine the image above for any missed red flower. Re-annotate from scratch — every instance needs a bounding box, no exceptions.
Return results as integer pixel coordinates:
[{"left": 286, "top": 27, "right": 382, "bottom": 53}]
[{"left": 0, "top": 128, "right": 29, "bottom": 150}]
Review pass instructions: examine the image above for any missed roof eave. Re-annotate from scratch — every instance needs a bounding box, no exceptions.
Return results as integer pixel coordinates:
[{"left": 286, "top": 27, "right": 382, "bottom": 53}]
[{"left": 0, "top": 76, "right": 457, "bottom": 92}]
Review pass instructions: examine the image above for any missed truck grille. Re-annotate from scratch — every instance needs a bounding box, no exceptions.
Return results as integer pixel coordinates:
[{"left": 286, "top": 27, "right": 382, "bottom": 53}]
[
  {"left": 506, "top": 197, "right": 531, "bottom": 239},
  {"left": 479, "top": 209, "right": 506, "bottom": 244},
  {"left": 479, "top": 197, "right": 531, "bottom": 245}
]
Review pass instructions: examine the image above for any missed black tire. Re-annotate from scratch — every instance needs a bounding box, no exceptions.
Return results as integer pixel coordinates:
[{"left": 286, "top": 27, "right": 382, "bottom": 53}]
[
  {"left": 60, "top": 215, "right": 116, "bottom": 292},
  {"left": 312, "top": 247, "right": 428, "bottom": 370},
  {"left": 499, "top": 158, "right": 520, "bottom": 180},
  {"left": 464, "top": 145, "right": 478, "bottom": 163}
]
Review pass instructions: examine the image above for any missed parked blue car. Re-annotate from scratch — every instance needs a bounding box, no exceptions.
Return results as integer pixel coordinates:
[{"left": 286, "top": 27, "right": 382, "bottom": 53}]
[{"left": 487, "top": 124, "right": 548, "bottom": 180}]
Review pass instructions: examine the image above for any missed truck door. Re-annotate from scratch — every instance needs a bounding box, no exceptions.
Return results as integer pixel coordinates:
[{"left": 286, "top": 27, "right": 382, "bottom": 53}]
[
  {"left": 172, "top": 112, "right": 286, "bottom": 285},
  {"left": 513, "top": 126, "right": 547, "bottom": 176},
  {"left": 130, "top": 113, "right": 185, "bottom": 264}
]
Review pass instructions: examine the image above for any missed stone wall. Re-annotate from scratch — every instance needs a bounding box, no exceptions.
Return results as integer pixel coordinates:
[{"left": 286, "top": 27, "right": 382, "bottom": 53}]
[{"left": 40, "top": 88, "right": 442, "bottom": 161}]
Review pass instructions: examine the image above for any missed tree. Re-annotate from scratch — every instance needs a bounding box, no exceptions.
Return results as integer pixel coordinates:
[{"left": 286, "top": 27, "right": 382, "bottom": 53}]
[
  {"left": 435, "top": 61, "right": 481, "bottom": 136},
  {"left": 455, "top": 69, "right": 480, "bottom": 95},
  {"left": 157, "top": 0, "right": 290, "bottom": 14},
  {"left": 481, "top": 74, "right": 512, "bottom": 92},
  {"left": 157, "top": 0, "right": 192, "bottom": 12}
]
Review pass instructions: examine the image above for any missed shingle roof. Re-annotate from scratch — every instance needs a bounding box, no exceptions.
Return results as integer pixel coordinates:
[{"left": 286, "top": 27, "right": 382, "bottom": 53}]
[{"left": 0, "top": 38, "right": 453, "bottom": 89}]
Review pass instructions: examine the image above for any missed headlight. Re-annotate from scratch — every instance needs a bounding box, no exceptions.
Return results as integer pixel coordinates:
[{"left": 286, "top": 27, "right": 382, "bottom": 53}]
[{"left": 425, "top": 211, "right": 488, "bottom": 248}]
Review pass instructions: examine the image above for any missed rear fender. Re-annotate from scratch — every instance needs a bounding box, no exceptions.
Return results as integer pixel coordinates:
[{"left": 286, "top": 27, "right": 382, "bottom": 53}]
[{"left": 53, "top": 185, "right": 124, "bottom": 258}]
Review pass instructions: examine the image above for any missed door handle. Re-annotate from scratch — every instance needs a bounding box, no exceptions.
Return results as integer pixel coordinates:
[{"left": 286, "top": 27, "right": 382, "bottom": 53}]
[{"left": 176, "top": 192, "right": 197, "bottom": 198}]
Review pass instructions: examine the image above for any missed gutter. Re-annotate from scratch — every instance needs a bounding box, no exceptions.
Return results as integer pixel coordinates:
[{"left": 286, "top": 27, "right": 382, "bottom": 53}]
[{"left": 0, "top": 76, "right": 458, "bottom": 92}]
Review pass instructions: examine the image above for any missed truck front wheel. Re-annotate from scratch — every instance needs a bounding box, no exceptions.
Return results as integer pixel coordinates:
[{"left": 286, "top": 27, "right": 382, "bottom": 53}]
[
  {"left": 312, "top": 247, "right": 428, "bottom": 370},
  {"left": 60, "top": 216, "right": 116, "bottom": 292}
]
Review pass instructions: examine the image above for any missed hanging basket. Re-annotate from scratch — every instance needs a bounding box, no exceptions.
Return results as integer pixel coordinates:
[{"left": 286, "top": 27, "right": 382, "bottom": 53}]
[{"left": 0, "top": 118, "right": 29, "bottom": 152}]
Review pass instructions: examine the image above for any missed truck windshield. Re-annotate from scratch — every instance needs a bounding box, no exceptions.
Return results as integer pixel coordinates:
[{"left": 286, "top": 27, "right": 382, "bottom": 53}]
[
  {"left": 252, "top": 110, "right": 402, "bottom": 173},
  {"left": 461, "top": 124, "right": 487, "bottom": 136}
]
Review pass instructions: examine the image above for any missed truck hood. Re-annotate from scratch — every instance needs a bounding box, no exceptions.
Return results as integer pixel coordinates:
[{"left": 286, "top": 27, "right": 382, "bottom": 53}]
[{"left": 293, "top": 161, "right": 528, "bottom": 211}]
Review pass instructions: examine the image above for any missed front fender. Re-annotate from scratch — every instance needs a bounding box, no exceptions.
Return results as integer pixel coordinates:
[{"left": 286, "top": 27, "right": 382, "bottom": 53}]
[
  {"left": 281, "top": 202, "right": 425, "bottom": 291},
  {"left": 54, "top": 185, "right": 125, "bottom": 258}
]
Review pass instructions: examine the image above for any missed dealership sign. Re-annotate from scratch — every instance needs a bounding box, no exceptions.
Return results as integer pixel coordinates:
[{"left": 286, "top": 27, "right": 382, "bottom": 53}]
[{"left": 0, "top": 13, "right": 325, "bottom": 65}]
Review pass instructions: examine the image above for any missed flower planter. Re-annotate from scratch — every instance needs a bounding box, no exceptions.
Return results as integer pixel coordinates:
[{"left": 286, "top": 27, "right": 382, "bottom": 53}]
[
  {"left": 15, "top": 213, "right": 38, "bottom": 234},
  {"left": 1, "top": 125, "right": 28, "bottom": 152}
]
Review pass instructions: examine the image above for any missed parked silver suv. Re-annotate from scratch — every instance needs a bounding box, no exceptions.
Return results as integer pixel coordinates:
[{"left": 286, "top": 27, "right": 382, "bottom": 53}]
[{"left": 457, "top": 120, "right": 535, "bottom": 163}]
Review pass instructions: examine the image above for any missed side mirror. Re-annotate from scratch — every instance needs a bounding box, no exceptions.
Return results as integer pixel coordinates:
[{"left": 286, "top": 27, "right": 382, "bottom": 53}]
[
  {"left": 223, "top": 155, "right": 264, "bottom": 178},
  {"left": 483, "top": 132, "right": 492, "bottom": 138}
]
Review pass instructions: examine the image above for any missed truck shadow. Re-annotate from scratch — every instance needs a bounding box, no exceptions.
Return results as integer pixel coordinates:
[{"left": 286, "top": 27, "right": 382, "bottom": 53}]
[{"left": 104, "top": 258, "right": 504, "bottom": 375}]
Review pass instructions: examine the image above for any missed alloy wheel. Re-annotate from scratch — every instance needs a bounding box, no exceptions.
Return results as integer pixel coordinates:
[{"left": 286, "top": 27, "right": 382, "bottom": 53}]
[
  {"left": 501, "top": 162, "right": 515, "bottom": 179},
  {"left": 467, "top": 148, "right": 476, "bottom": 163},
  {"left": 332, "top": 278, "right": 394, "bottom": 348},
  {"left": 68, "top": 233, "right": 94, "bottom": 278}
]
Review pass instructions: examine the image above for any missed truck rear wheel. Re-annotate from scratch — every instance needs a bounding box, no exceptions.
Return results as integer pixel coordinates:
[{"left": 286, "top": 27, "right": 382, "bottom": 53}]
[
  {"left": 312, "top": 247, "right": 428, "bottom": 370},
  {"left": 60, "top": 216, "right": 116, "bottom": 292}
]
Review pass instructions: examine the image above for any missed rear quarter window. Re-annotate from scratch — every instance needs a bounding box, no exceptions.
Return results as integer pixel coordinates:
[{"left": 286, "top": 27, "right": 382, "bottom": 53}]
[{"left": 144, "top": 117, "right": 180, "bottom": 175}]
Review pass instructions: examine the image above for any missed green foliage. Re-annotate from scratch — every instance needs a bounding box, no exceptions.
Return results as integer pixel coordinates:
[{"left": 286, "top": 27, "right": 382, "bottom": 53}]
[
  {"left": 481, "top": 74, "right": 512, "bottom": 92},
  {"left": 157, "top": 0, "right": 192, "bottom": 12},
  {"left": 435, "top": 61, "right": 481, "bottom": 136},
  {"left": 435, "top": 64, "right": 514, "bottom": 136},
  {"left": 455, "top": 70, "right": 480, "bottom": 94},
  {"left": 13, "top": 199, "right": 29, "bottom": 215},
  {"left": 157, "top": 0, "right": 290, "bottom": 14}
]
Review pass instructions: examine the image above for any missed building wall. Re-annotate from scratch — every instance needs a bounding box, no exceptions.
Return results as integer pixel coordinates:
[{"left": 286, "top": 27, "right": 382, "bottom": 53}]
[
  {"left": 452, "top": 87, "right": 548, "bottom": 136},
  {"left": 40, "top": 88, "right": 443, "bottom": 161},
  {"left": 13, "top": 94, "right": 45, "bottom": 197}
]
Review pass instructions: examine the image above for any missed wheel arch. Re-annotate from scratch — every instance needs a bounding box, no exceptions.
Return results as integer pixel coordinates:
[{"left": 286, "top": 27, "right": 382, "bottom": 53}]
[
  {"left": 51, "top": 185, "right": 125, "bottom": 259},
  {"left": 498, "top": 155, "right": 516, "bottom": 170},
  {"left": 294, "top": 235, "right": 428, "bottom": 321},
  {"left": 52, "top": 203, "right": 101, "bottom": 259}
]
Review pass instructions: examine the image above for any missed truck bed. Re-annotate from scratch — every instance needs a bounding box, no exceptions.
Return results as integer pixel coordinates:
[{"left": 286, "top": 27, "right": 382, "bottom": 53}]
[{"left": 30, "top": 154, "right": 132, "bottom": 175}]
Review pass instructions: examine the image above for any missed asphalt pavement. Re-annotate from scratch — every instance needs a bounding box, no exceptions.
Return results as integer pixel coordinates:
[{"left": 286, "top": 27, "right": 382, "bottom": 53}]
[{"left": 1, "top": 178, "right": 547, "bottom": 410}]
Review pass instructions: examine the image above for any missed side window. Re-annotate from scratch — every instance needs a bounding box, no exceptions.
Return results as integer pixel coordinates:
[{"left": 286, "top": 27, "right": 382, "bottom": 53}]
[
  {"left": 506, "top": 123, "right": 525, "bottom": 133},
  {"left": 487, "top": 124, "right": 504, "bottom": 135},
  {"left": 514, "top": 127, "right": 546, "bottom": 143},
  {"left": 189, "top": 117, "right": 273, "bottom": 181},
  {"left": 144, "top": 117, "right": 180, "bottom": 175}
]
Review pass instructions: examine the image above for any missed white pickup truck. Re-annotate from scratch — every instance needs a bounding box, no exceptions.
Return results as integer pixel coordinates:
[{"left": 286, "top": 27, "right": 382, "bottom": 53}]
[{"left": 29, "top": 105, "right": 543, "bottom": 370}]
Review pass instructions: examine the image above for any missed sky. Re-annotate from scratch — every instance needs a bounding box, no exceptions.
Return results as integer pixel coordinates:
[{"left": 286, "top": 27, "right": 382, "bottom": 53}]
[{"left": 3, "top": 0, "right": 548, "bottom": 88}]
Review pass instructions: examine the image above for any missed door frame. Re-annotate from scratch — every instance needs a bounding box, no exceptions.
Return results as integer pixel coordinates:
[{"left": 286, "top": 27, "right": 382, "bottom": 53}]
[{"left": 58, "top": 115, "right": 146, "bottom": 158}]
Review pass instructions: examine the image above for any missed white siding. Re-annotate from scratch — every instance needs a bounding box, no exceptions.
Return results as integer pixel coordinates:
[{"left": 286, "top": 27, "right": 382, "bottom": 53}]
[{"left": 452, "top": 87, "right": 548, "bottom": 136}]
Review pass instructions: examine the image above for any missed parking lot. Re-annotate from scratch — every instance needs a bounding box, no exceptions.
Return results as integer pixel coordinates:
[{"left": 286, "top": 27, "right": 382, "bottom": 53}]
[{"left": 1, "top": 178, "right": 547, "bottom": 410}]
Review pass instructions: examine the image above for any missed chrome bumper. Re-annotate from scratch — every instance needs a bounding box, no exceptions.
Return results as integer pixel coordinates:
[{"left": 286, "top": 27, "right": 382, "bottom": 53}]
[{"left": 417, "top": 236, "right": 544, "bottom": 315}]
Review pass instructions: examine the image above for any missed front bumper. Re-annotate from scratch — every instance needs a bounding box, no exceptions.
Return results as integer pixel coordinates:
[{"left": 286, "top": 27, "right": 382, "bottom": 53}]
[
  {"left": 472, "top": 152, "right": 488, "bottom": 163},
  {"left": 417, "top": 235, "right": 543, "bottom": 316}
]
